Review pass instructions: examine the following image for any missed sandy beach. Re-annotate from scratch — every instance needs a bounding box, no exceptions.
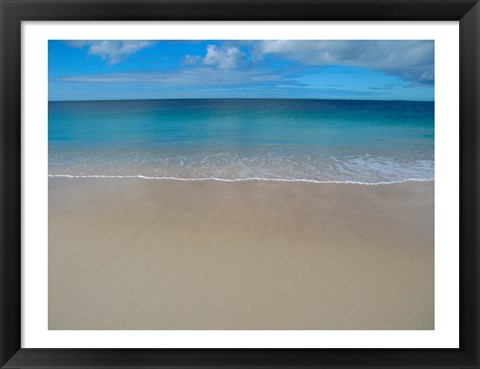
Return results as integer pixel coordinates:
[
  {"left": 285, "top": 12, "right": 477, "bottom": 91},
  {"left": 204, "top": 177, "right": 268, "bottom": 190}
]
[{"left": 48, "top": 178, "right": 434, "bottom": 330}]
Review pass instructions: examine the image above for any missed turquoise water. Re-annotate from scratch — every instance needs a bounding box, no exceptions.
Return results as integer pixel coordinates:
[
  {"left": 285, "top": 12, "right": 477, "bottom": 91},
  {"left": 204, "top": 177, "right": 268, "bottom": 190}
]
[{"left": 48, "top": 99, "right": 434, "bottom": 184}]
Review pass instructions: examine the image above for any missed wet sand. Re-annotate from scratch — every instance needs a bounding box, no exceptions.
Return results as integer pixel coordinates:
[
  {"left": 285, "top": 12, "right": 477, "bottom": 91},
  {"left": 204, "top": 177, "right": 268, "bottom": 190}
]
[{"left": 48, "top": 178, "right": 434, "bottom": 330}]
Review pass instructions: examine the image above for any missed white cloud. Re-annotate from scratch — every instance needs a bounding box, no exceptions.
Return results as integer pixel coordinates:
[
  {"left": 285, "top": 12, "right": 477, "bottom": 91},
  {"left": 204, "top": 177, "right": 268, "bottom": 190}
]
[
  {"left": 65, "top": 40, "right": 156, "bottom": 65},
  {"left": 203, "top": 44, "right": 245, "bottom": 69},
  {"left": 255, "top": 40, "right": 434, "bottom": 84}
]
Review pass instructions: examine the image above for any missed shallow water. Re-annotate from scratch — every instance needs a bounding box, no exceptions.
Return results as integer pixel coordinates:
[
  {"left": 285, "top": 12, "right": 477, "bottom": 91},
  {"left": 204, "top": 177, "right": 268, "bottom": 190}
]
[{"left": 49, "top": 98, "right": 434, "bottom": 184}]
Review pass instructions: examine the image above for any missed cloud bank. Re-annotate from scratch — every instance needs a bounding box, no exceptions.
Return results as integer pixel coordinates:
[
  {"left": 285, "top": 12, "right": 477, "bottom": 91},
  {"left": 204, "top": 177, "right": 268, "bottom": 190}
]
[
  {"left": 254, "top": 40, "right": 434, "bottom": 84},
  {"left": 63, "top": 40, "right": 434, "bottom": 85},
  {"left": 62, "top": 67, "right": 285, "bottom": 88}
]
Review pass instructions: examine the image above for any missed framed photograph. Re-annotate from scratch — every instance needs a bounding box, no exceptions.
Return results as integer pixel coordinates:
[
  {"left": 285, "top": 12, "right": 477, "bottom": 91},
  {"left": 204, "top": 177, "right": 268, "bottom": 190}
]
[{"left": 1, "top": 0, "right": 479, "bottom": 368}]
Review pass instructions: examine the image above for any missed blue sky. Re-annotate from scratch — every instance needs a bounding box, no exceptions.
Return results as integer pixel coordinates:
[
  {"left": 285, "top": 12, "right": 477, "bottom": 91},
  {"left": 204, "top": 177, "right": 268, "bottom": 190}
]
[{"left": 48, "top": 40, "right": 434, "bottom": 101}]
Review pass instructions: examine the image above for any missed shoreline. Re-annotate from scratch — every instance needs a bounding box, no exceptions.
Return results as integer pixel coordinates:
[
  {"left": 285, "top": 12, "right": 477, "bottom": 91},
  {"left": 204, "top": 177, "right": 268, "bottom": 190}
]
[
  {"left": 49, "top": 178, "right": 434, "bottom": 330},
  {"left": 48, "top": 173, "right": 434, "bottom": 185}
]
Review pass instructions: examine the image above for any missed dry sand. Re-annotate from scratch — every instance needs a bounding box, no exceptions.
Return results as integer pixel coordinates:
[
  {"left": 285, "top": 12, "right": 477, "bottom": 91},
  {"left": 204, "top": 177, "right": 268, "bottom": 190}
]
[{"left": 48, "top": 178, "right": 434, "bottom": 330}]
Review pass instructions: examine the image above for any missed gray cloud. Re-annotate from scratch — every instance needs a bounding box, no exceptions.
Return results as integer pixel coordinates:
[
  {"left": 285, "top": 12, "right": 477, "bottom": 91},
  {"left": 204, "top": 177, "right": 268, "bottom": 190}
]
[{"left": 254, "top": 40, "right": 434, "bottom": 84}]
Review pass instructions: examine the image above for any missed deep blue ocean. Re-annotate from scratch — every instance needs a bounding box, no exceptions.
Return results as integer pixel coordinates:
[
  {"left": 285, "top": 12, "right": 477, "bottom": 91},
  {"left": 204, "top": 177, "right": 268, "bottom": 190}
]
[{"left": 48, "top": 99, "right": 434, "bottom": 184}]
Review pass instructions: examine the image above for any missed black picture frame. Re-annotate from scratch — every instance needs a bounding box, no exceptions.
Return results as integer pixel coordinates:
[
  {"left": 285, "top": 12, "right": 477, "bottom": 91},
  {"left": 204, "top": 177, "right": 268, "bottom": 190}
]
[{"left": 1, "top": 0, "right": 479, "bottom": 368}]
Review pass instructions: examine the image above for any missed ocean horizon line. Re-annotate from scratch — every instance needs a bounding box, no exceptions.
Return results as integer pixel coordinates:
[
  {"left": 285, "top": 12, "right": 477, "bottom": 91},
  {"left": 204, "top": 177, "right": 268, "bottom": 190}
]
[
  {"left": 48, "top": 97, "right": 435, "bottom": 104},
  {"left": 48, "top": 174, "right": 434, "bottom": 186}
]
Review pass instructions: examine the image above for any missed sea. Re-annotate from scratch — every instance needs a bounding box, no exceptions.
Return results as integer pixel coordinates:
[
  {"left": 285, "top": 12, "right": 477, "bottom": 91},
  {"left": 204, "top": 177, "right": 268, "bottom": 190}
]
[{"left": 48, "top": 99, "right": 434, "bottom": 184}]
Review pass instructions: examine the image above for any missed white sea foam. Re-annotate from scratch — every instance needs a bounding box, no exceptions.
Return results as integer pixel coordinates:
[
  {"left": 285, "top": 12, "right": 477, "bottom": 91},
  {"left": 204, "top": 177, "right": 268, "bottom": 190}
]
[
  {"left": 49, "top": 151, "right": 434, "bottom": 185},
  {"left": 48, "top": 174, "right": 434, "bottom": 186}
]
